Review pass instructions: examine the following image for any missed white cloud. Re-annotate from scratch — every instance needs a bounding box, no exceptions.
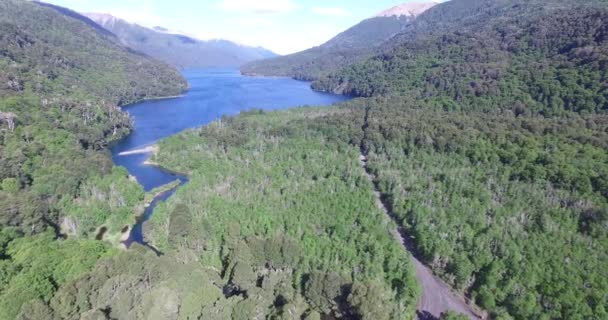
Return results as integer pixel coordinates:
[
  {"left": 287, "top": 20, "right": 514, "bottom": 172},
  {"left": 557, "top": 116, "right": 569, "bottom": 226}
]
[
  {"left": 312, "top": 7, "right": 350, "bottom": 17},
  {"left": 217, "top": 0, "right": 297, "bottom": 15}
]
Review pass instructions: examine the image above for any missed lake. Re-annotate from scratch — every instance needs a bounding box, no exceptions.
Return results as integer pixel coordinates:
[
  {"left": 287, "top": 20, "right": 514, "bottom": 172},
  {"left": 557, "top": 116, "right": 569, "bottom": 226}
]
[{"left": 111, "top": 68, "right": 349, "bottom": 245}]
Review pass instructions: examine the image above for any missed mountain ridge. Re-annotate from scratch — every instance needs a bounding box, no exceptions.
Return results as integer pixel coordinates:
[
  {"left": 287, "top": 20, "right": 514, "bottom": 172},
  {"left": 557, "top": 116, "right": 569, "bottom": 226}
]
[
  {"left": 375, "top": 1, "right": 438, "bottom": 18},
  {"left": 85, "top": 13, "right": 278, "bottom": 68},
  {"left": 241, "top": 1, "right": 438, "bottom": 80}
]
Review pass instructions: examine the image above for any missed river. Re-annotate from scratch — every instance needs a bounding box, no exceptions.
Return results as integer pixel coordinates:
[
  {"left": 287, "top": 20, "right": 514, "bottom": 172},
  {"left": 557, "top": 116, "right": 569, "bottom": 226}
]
[{"left": 110, "top": 68, "right": 349, "bottom": 246}]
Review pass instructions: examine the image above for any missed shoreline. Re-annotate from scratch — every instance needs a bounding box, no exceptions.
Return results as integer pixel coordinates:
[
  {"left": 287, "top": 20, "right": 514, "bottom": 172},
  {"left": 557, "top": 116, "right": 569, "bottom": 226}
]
[
  {"left": 142, "top": 144, "right": 190, "bottom": 177},
  {"left": 121, "top": 94, "right": 186, "bottom": 109}
]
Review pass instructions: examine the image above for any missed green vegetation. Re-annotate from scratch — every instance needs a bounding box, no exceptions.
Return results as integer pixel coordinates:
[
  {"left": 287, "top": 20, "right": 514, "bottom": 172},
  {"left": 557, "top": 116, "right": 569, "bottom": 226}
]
[
  {"left": 0, "top": 0, "right": 606, "bottom": 318},
  {"left": 304, "top": 1, "right": 607, "bottom": 318},
  {"left": 57, "top": 167, "right": 145, "bottom": 240},
  {"left": 131, "top": 97, "right": 607, "bottom": 319},
  {"left": 143, "top": 2, "right": 608, "bottom": 318},
  {"left": 0, "top": 0, "right": 186, "bottom": 318},
  {"left": 440, "top": 312, "right": 470, "bottom": 320},
  {"left": 301, "top": 3, "right": 608, "bottom": 317},
  {"left": 19, "top": 108, "right": 421, "bottom": 319},
  {"left": 145, "top": 108, "right": 420, "bottom": 318},
  {"left": 0, "top": 0, "right": 186, "bottom": 235},
  {"left": 144, "top": 179, "right": 182, "bottom": 206},
  {"left": 314, "top": 4, "right": 608, "bottom": 116},
  {"left": 356, "top": 97, "right": 608, "bottom": 319},
  {"left": 0, "top": 230, "right": 116, "bottom": 320},
  {"left": 241, "top": 15, "right": 416, "bottom": 80}
]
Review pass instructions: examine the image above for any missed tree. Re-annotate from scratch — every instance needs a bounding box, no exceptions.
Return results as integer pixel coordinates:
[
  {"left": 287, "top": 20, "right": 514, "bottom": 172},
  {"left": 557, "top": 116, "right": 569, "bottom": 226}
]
[
  {"left": 1, "top": 178, "right": 18, "bottom": 193},
  {"left": 440, "top": 311, "right": 470, "bottom": 320},
  {"left": 304, "top": 272, "right": 347, "bottom": 315},
  {"left": 347, "top": 280, "right": 393, "bottom": 320}
]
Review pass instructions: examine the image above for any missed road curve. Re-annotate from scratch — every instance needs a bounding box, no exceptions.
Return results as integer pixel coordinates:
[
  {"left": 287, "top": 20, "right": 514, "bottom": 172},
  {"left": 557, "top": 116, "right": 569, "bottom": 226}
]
[{"left": 359, "top": 153, "right": 483, "bottom": 320}]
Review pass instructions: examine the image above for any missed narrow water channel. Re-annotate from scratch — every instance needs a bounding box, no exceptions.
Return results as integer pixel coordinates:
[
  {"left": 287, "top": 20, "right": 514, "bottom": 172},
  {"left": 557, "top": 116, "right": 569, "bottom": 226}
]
[{"left": 110, "top": 68, "right": 349, "bottom": 246}]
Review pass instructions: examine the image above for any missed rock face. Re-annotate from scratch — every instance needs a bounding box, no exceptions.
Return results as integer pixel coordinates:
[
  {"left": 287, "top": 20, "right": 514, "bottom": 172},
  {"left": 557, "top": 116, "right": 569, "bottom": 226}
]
[
  {"left": 375, "top": 2, "right": 438, "bottom": 18},
  {"left": 83, "top": 12, "right": 118, "bottom": 27}
]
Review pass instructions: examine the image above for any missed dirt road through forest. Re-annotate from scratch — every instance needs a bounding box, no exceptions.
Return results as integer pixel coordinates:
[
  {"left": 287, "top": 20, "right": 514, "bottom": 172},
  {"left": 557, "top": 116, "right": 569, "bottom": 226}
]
[{"left": 358, "top": 106, "right": 483, "bottom": 320}]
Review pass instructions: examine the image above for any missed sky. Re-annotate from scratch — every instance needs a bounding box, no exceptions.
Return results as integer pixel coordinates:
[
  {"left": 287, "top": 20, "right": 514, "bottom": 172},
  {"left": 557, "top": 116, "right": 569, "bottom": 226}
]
[{"left": 43, "top": 0, "right": 423, "bottom": 54}]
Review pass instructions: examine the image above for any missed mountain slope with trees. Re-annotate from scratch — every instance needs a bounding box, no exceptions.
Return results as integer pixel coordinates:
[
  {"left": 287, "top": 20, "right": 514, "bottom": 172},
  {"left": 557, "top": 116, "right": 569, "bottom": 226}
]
[
  {"left": 313, "top": 1, "right": 607, "bottom": 116},
  {"left": 0, "top": 0, "right": 186, "bottom": 318},
  {"left": 44, "top": 108, "right": 422, "bottom": 319},
  {"left": 148, "top": 0, "right": 607, "bottom": 319},
  {"left": 1, "top": 0, "right": 606, "bottom": 319},
  {"left": 241, "top": 2, "right": 438, "bottom": 80}
]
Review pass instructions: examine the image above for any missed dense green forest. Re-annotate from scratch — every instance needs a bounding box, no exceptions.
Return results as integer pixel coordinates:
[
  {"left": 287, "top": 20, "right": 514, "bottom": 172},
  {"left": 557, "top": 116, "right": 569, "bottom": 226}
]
[
  {"left": 184, "top": 0, "right": 607, "bottom": 319},
  {"left": 302, "top": 1, "right": 607, "bottom": 318},
  {"left": 313, "top": 2, "right": 607, "bottom": 116},
  {"left": 0, "top": 0, "right": 607, "bottom": 318},
  {"left": 359, "top": 97, "right": 608, "bottom": 319},
  {"left": 27, "top": 108, "right": 423, "bottom": 319},
  {"left": 0, "top": 0, "right": 186, "bottom": 318},
  {"left": 136, "top": 97, "right": 606, "bottom": 319}
]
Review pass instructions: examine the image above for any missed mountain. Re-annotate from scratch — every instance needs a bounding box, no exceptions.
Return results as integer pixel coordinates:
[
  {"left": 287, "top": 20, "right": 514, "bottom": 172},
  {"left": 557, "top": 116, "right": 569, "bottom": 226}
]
[
  {"left": 239, "top": 0, "right": 606, "bottom": 319},
  {"left": 376, "top": 2, "right": 438, "bottom": 18},
  {"left": 0, "top": 1, "right": 187, "bottom": 317},
  {"left": 0, "top": 0, "right": 187, "bottom": 238},
  {"left": 312, "top": 0, "right": 608, "bottom": 115},
  {"left": 240, "top": 2, "right": 438, "bottom": 80},
  {"left": 85, "top": 13, "right": 278, "bottom": 68}
]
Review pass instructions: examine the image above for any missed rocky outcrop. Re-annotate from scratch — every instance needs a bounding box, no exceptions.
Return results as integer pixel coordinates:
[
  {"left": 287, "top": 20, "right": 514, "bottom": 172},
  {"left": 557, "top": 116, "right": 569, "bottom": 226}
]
[{"left": 375, "top": 2, "right": 438, "bottom": 18}]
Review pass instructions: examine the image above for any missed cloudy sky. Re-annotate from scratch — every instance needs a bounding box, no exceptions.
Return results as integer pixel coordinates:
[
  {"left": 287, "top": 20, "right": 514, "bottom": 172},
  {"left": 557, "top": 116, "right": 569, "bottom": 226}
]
[{"left": 43, "top": 0, "right": 418, "bottom": 54}]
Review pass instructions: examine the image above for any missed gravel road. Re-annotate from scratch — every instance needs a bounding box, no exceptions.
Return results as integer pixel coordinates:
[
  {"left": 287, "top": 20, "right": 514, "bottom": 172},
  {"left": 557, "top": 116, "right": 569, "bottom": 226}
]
[{"left": 359, "top": 155, "right": 483, "bottom": 320}]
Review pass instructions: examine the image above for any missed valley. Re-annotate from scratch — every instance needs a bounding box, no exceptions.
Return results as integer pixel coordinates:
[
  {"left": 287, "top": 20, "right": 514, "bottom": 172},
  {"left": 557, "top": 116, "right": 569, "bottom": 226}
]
[
  {"left": 111, "top": 68, "right": 347, "bottom": 248},
  {"left": 0, "top": 0, "right": 606, "bottom": 319}
]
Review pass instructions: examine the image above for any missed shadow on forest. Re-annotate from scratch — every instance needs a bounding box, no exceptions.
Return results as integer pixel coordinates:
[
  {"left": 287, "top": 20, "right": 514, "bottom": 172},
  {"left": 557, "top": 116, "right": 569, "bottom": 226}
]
[{"left": 417, "top": 311, "right": 439, "bottom": 320}]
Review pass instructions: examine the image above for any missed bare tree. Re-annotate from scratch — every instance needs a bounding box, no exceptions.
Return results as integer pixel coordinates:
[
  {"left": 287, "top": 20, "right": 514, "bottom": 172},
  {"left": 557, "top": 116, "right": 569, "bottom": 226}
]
[{"left": 0, "top": 112, "right": 16, "bottom": 132}]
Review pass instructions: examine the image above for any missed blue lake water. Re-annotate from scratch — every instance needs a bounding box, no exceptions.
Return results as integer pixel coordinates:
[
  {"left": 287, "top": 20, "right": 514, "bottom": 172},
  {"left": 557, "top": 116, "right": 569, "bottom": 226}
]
[{"left": 111, "top": 68, "right": 349, "bottom": 245}]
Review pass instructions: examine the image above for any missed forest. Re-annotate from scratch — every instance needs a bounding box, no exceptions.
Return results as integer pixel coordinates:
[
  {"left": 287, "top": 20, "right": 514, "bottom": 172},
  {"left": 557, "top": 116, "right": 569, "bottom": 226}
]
[
  {"left": 313, "top": 4, "right": 608, "bottom": 116},
  {"left": 38, "top": 107, "right": 421, "bottom": 319},
  {"left": 0, "top": 0, "right": 606, "bottom": 319},
  {"left": 161, "top": 0, "right": 607, "bottom": 318},
  {"left": 0, "top": 0, "right": 186, "bottom": 318},
  {"left": 111, "top": 92, "right": 607, "bottom": 319},
  {"left": 358, "top": 97, "right": 608, "bottom": 319}
]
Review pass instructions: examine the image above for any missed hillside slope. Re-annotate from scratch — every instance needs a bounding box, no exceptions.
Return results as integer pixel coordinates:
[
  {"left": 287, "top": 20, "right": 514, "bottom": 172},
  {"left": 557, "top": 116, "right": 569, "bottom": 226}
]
[
  {"left": 86, "top": 13, "right": 278, "bottom": 68},
  {"left": 241, "top": 2, "right": 437, "bottom": 80},
  {"left": 0, "top": 1, "right": 186, "bottom": 317},
  {"left": 154, "top": 1, "right": 606, "bottom": 319},
  {"left": 313, "top": 0, "right": 607, "bottom": 115}
]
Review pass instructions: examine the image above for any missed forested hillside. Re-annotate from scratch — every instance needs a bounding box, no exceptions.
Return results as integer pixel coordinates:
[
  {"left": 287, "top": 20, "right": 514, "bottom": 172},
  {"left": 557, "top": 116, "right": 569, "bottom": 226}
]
[
  {"left": 0, "top": 0, "right": 186, "bottom": 318},
  {"left": 39, "top": 108, "right": 421, "bottom": 319},
  {"left": 313, "top": 1, "right": 607, "bottom": 115},
  {"left": 240, "top": 3, "right": 436, "bottom": 80},
  {"left": 123, "top": 97, "right": 607, "bottom": 319},
  {"left": 359, "top": 97, "right": 607, "bottom": 318},
  {"left": 147, "top": 0, "right": 606, "bottom": 319},
  {"left": 1, "top": 0, "right": 606, "bottom": 319}
]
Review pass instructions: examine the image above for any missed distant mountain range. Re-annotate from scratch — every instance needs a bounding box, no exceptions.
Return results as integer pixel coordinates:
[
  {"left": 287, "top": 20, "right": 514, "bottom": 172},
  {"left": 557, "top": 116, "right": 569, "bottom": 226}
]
[
  {"left": 241, "top": 2, "right": 438, "bottom": 80},
  {"left": 85, "top": 13, "right": 278, "bottom": 68}
]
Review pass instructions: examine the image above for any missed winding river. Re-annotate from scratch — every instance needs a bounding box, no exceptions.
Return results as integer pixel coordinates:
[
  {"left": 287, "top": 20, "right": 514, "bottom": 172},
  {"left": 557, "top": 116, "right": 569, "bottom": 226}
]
[{"left": 110, "top": 68, "right": 349, "bottom": 246}]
